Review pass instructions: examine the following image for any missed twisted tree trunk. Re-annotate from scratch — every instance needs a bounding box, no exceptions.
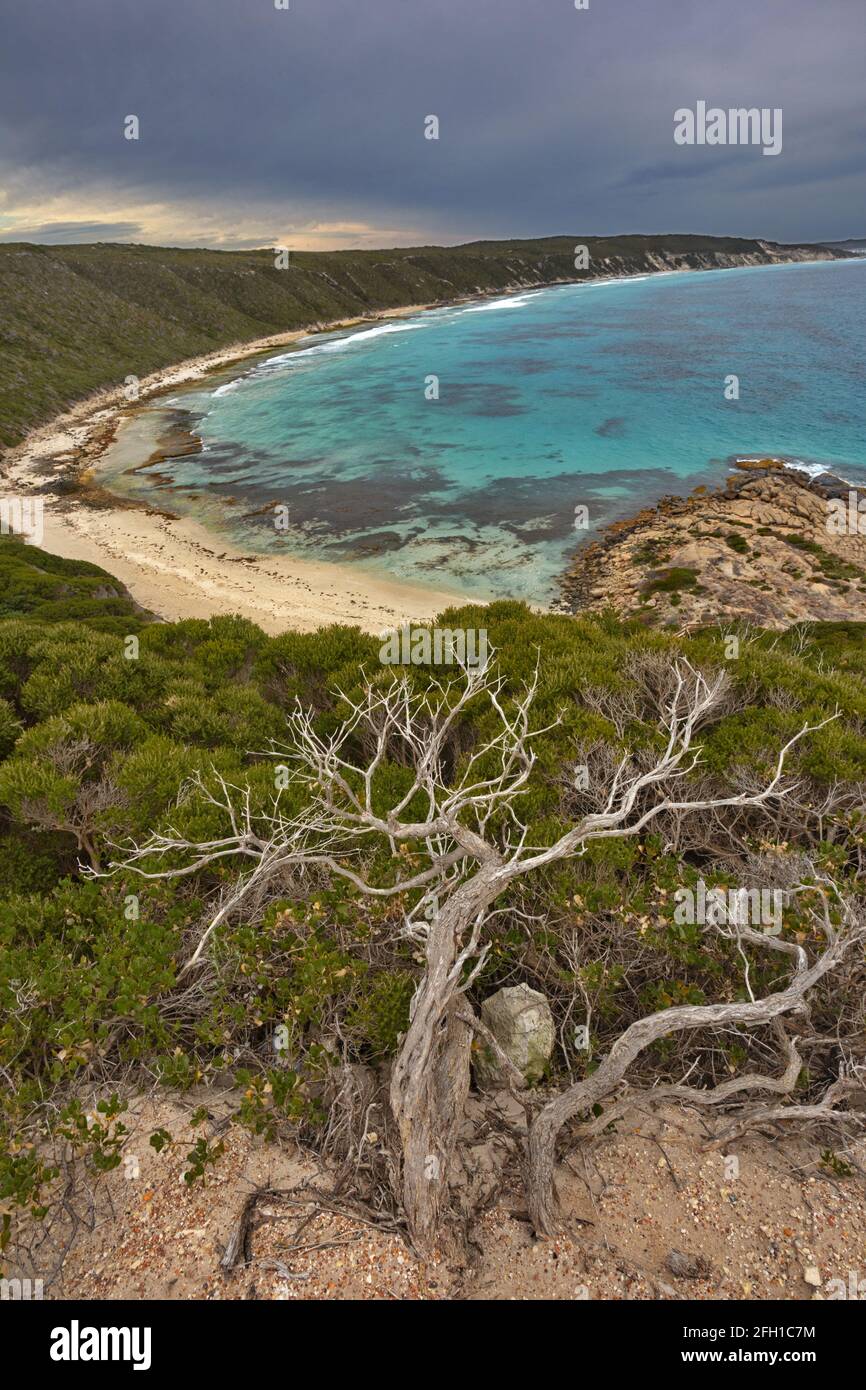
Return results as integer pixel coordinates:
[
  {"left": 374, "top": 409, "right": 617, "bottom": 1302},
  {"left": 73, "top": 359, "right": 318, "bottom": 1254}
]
[
  {"left": 388, "top": 873, "right": 497, "bottom": 1255},
  {"left": 103, "top": 657, "right": 845, "bottom": 1255},
  {"left": 527, "top": 925, "right": 853, "bottom": 1236}
]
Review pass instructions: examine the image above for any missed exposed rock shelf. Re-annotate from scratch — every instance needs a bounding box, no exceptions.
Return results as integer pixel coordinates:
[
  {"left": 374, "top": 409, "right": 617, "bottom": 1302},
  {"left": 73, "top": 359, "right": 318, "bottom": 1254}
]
[{"left": 560, "top": 464, "right": 866, "bottom": 630}]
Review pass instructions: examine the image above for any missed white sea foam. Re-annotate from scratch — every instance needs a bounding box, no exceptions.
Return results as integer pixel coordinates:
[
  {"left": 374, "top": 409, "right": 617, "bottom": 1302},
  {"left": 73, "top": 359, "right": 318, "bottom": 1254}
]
[
  {"left": 784, "top": 458, "right": 855, "bottom": 484},
  {"left": 259, "top": 321, "right": 425, "bottom": 372},
  {"left": 334, "top": 321, "right": 425, "bottom": 343},
  {"left": 736, "top": 455, "right": 855, "bottom": 486},
  {"left": 577, "top": 274, "right": 652, "bottom": 289},
  {"left": 461, "top": 292, "right": 540, "bottom": 313},
  {"left": 783, "top": 458, "right": 830, "bottom": 480}
]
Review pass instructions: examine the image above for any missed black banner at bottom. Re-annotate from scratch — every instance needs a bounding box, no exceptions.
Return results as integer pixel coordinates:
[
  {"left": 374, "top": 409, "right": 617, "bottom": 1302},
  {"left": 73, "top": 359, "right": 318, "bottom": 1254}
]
[{"left": 2, "top": 1295, "right": 855, "bottom": 1376}]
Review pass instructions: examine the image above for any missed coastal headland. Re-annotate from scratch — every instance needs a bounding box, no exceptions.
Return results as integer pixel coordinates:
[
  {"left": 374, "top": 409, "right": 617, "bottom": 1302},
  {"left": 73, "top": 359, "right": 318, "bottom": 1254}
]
[{"left": 560, "top": 462, "right": 866, "bottom": 629}]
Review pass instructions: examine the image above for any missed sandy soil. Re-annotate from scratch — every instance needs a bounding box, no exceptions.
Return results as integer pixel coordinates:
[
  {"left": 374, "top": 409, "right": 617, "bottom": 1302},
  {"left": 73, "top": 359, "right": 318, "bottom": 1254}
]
[
  {"left": 1, "top": 305, "right": 468, "bottom": 635},
  {"left": 12, "top": 1093, "right": 864, "bottom": 1302}
]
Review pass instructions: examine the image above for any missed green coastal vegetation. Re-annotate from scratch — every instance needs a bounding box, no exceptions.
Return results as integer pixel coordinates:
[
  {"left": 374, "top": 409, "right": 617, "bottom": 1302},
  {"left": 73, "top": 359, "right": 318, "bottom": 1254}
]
[
  {"left": 1, "top": 533, "right": 864, "bottom": 1252},
  {"left": 0, "top": 234, "right": 838, "bottom": 450}
]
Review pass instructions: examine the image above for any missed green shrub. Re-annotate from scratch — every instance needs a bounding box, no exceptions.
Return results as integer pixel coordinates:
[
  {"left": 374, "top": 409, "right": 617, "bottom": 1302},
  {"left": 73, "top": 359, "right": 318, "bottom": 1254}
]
[
  {"left": 0, "top": 698, "right": 20, "bottom": 757},
  {"left": 725, "top": 532, "right": 750, "bottom": 554},
  {"left": 644, "top": 567, "right": 699, "bottom": 595},
  {"left": 2, "top": 545, "right": 865, "bottom": 1253}
]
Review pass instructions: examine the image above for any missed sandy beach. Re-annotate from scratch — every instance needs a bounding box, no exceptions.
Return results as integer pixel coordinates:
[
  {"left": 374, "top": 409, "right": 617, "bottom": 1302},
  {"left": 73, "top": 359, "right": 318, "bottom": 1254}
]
[
  {"left": 30, "top": 503, "right": 467, "bottom": 635},
  {"left": 1, "top": 304, "right": 470, "bottom": 634}
]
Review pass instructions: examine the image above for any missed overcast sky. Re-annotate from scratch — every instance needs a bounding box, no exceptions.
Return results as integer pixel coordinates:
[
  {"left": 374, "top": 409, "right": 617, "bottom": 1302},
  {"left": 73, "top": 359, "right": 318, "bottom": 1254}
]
[{"left": 0, "top": 0, "right": 863, "bottom": 249}]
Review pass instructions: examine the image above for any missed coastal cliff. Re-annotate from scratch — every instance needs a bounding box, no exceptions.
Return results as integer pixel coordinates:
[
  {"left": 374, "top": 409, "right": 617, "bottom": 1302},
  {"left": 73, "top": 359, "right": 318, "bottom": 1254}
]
[{"left": 0, "top": 234, "right": 846, "bottom": 449}]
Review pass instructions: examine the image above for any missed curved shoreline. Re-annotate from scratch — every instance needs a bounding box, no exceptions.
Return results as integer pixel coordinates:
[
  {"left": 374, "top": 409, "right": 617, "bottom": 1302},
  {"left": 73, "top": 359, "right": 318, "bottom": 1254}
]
[
  {"left": 2, "top": 251, "right": 857, "bottom": 634},
  {"left": 1, "top": 303, "right": 480, "bottom": 633}
]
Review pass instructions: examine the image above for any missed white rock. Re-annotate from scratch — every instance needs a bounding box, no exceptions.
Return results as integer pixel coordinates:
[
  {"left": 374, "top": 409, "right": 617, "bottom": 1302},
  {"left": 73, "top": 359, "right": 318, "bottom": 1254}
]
[{"left": 474, "top": 983, "right": 555, "bottom": 1088}]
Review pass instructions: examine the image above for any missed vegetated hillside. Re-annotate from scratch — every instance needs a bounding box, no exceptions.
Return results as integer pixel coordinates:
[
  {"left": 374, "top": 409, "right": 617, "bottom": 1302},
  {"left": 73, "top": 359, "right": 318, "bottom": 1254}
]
[
  {"left": 0, "top": 547, "right": 864, "bottom": 1260},
  {"left": 0, "top": 534, "right": 146, "bottom": 629},
  {"left": 0, "top": 234, "right": 842, "bottom": 449}
]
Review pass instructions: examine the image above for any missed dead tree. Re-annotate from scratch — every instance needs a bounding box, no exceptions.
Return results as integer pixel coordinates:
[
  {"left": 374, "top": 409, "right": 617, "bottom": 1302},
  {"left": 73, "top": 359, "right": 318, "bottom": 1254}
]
[
  {"left": 104, "top": 657, "right": 851, "bottom": 1255},
  {"left": 527, "top": 888, "right": 864, "bottom": 1234}
]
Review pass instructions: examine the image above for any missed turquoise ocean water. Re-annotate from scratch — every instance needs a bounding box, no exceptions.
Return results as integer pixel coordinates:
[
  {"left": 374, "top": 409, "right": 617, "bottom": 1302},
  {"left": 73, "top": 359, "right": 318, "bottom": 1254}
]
[{"left": 105, "top": 257, "right": 866, "bottom": 604}]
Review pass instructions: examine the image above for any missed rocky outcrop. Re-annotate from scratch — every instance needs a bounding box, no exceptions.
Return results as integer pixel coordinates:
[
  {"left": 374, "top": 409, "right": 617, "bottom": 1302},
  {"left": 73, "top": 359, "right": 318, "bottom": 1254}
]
[
  {"left": 587, "top": 242, "right": 842, "bottom": 281},
  {"left": 559, "top": 464, "right": 866, "bottom": 630}
]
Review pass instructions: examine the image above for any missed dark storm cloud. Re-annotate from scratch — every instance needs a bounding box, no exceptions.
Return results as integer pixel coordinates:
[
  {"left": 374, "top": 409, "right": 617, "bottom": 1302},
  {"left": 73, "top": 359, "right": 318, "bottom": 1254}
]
[{"left": 0, "top": 0, "right": 863, "bottom": 246}]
